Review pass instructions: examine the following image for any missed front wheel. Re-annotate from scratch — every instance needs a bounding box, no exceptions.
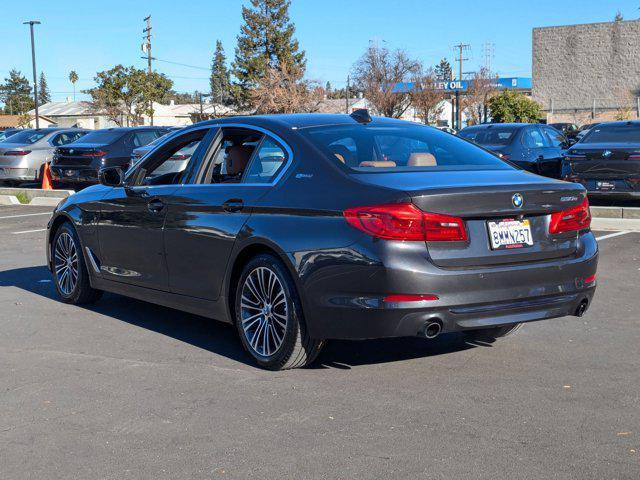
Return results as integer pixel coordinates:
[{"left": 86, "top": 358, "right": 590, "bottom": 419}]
[
  {"left": 52, "top": 222, "right": 103, "bottom": 305},
  {"left": 234, "top": 254, "right": 323, "bottom": 370}
]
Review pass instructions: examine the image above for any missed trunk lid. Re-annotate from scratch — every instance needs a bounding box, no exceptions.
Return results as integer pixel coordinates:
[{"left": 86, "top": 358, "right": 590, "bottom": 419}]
[
  {"left": 566, "top": 143, "right": 640, "bottom": 178},
  {"left": 54, "top": 143, "right": 108, "bottom": 166},
  {"left": 355, "top": 169, "right": 586, "bottom": 268}
]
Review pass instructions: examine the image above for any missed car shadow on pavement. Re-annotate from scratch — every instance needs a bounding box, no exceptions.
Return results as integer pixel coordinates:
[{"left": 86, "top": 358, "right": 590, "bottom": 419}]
[{"left": 0, "top": 265, "right": 486, "bottom": 370}]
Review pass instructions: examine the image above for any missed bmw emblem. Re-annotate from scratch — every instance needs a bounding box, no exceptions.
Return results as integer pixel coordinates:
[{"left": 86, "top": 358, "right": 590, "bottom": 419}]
[
  {"left": 602, "top": 150, "right": 612, "bottom": 158},
  {"left": 69, "top": 149, "right": 74, "bottom": 154},
  {"left": 512, "top": 193, "right": 524, "bottom": 208}
]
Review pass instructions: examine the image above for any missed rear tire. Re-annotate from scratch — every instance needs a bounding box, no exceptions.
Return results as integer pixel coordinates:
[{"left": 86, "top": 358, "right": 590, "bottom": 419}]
[
  {"left": 52, "top": 222, "right": 103, "bottom": 305},
  {"left": 464, "top": 323, "right": 523, "bottom": 341},
  {"left": 234, "top": 254, "right": 323, "bottom": 370}
]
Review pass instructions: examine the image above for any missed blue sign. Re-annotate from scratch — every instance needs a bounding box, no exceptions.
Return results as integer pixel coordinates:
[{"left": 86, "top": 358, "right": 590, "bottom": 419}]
[{"left": 392, "top": 77, "right": 531, "bottom": 94}]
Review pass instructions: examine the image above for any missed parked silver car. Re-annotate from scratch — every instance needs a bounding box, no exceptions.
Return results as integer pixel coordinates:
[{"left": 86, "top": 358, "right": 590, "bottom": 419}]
[{"left": 0, "top": 128, "right": 88, "bottom": 185}]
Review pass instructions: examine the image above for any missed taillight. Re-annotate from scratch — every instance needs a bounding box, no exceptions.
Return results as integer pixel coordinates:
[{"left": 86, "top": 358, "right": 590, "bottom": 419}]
[
  {"left": 497, "top": 153, "right": 510, "bottom": 161},
  {"left": 627, "top": 155, "right": 640, "bottom": 160},
  {"left": 82, "top": 150, "right": 107, "bottom": 157},
  {"left": 549, "top": 198, "right": 591, "bottom": 234},
  {"left": 4, "top": 150, "right": 31, "bottom": 156},
  {"left": 343, "top": 203, "right": 467, "bottom": 242},
  {"left": 169, "top": 154, "right": 189, "bottom": 160},
  {"left": 564, "top": 155, "right": 586, "bottom": 161}
]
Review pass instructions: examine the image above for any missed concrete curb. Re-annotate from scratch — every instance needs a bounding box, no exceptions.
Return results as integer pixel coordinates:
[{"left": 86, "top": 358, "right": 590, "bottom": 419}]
[
  {"left": 29, "top": 197, "right": 63, "bottom": 207},
  {"left": 591, "top": 217, "right": 640, "bottom": 232},
  {"left": 0, "top": 195, "right": 20, "bottom": 205},
  {"left": 0, "top": 188, "right": 74, "bottom": 202},
  {"left": 591, "top": 206, "right": 640, "bottom": 219}
]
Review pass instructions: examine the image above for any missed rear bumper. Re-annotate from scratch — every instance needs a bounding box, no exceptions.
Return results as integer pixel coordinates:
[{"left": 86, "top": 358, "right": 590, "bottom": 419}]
[
  {"left": 298, "top": 232, "right": 598, "bottom": 340},
  {"left": 0, "top": 167, "right": 38, "bottom": 181},
  {"left": 50, "top": 166, "right": 98, "bottom": 183}
]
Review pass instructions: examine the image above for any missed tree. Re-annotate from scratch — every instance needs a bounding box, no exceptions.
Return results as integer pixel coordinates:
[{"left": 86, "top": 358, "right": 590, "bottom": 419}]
[
  {"left": 352, "top": 43, "right": 420, "bottom": 118},
  {"left": 210, "top": 40, "right": 232, "bottom": 113},
  {"left": 249, "top": 64, "right": 322, "bottom": 114},
  {"left": 463, "top": 67, "right": 498, "bottom": 125},
  {"left": 84, "top": 65, "right": 173, "bottom": 126},
  {"left": 233, "top": 0, "right": 306, "bottom": 105},
  {"left": 614, "top": 11, "right": 623, "bottom": 21},
  {"left": 69, "top": 71, "right": 79, "bottom": 101},
  {"left": 38, "top": 72, "right": 51, "bottom": 105},
  {"left": 409, "top": 67, "right": 445, "bottom": 124},
  {"left": 435, "top": 58, "right": 453, "bottom": 82},
  {"left": 0, "top": 69, "right": 34, "bottom": 115},
  {"left": 487, "top": 90, "right": 543, "bottom": 123},
  {"left": 325, "top": 81, "right": 332, "bottom": 95}
]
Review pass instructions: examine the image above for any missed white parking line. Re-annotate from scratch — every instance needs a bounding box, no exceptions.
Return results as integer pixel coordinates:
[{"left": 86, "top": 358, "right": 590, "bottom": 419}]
[
  {"left": 11, "top": 228, "right": 47, "bottom": 235},
  {"left": 596, "top": 231, "right": 630, "bottom": 241},
  {"left": 0, "top": 212, "right": 51, "bottom": 220}
]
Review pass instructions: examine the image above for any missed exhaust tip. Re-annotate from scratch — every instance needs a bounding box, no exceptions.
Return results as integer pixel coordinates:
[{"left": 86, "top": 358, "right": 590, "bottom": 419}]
[
  {"left": 423, "top": 320, "right": 442, "bottom": 339},
  {"left": 575, "top": 299, "right": 588, "bottom": 317}
]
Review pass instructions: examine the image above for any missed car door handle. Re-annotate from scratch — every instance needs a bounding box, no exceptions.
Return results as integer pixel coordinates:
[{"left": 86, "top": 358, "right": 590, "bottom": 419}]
[
  {"left": 147, "top": 198, "right": 165, "bottom": 213},
  {"left": 222, "top": 199, "right": 244, "bottom": 212}
]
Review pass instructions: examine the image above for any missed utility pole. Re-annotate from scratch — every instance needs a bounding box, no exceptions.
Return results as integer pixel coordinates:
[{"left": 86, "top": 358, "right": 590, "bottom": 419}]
[
  {"left": 142, "top": 15, "right": 153, "bottom": 125},
  {"left": 453, "top": 43, "right": 470, "bottom": 130},
  {"left": 23, "top": 20, "right": 41, "bottom": 128},
  {"left": 345, "top": 75, "right": 350, "bottom": 114}
]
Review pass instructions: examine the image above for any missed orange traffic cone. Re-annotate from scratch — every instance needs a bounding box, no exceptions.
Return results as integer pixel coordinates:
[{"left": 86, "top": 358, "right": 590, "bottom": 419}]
[{"left": 41, "top": 162, "right": 53, "bottom": 190}]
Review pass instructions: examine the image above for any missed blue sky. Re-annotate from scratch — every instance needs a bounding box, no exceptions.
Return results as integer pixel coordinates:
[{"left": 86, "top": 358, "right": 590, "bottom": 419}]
[{"left": 2, "top": 0, "right": 638, "bottom": 102}]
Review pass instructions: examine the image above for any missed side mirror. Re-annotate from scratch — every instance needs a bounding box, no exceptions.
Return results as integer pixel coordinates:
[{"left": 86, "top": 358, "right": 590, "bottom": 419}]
[{"left": 98, "top": 166, "right": 124, "bottom": 187}]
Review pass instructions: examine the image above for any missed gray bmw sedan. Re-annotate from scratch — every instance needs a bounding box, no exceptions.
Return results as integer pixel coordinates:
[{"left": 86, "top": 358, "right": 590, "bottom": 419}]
[{"left": 45, "top": 112, "right": 597, "bottom": 370}]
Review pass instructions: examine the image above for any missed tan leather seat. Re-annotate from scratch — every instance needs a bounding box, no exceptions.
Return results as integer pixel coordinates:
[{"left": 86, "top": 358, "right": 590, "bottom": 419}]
[
  {"left": 359, "top": 160, "right": 397, "bottom": 168},
  {"left": 408, "top": 153, "right": 437, "bottom": 167},
  {"left": 330, "top": 145, "right": 353, "bottom": 165},
  {"left": 225, "top": 145, "right": 253, "bottom": 175}
]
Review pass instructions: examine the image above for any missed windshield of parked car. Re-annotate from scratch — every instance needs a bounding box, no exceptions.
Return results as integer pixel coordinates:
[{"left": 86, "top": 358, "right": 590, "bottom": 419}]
[
  {"left": 303, "top": 124, "right": 511, "bottom": 172},
  {"left": 581, "top": 124, "right": 640, "bottom": 143},
  {"left": 75, "top": 130, "right": 125, "bottom": 144},
  {"left": 458, "top": 126, "right": 517, "bottom": 146},
  {"left": 1, "top": 129, "right": 47, "bottom": 144}
]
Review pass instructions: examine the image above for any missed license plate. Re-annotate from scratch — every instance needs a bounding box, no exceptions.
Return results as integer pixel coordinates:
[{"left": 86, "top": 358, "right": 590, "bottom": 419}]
[
  {"left": 64, "top": 170, "right": 77, "bottom": 177},
  {"left": 596, "top": 181, "right": 615, "bottom": 191},
  {"left": 487, "top": 219, "right": 533, "bottom": 250}
]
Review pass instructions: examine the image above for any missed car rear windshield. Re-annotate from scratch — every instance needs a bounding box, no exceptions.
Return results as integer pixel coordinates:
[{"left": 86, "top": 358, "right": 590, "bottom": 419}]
[
  {"left": 76, "top": 130, "right": 125, "bottom": 144},
  {"left": 2, "top": 130, "right": 47, "bottom": 144},
  {"left": 581, "top": 124, "right": 640, "bottom": 143},
  {"left": 458, "top": 126, "right": 517, "bottom": 146},
  {"left": 302, "top": 124, "right": 510, "bottom": 172}
]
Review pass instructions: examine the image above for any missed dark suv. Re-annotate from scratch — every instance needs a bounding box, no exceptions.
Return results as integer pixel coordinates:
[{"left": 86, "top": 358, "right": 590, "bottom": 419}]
[
  {"left": 459, "top": 123, "right": 570, "bottom": 178},
  {"left": 51, "top": 126, "right": 169, "bottom": 188}
]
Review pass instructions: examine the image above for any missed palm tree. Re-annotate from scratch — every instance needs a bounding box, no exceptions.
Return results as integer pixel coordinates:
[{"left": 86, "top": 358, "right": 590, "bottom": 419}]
[{"left": 69, "top": 71, "right": 78, "bottom": 101}]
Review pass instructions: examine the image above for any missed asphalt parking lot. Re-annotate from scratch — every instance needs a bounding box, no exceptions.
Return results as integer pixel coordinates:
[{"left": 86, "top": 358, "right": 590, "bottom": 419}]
[{"left": 0, "top": 205, "right": 638, "bottom": 480}]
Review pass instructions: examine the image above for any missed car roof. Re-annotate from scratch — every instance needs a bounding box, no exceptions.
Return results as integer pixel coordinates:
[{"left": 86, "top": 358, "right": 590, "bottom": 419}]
[
  {"left": 461, "top": 123, "right": 533, "bottom": 130},
  {"left": 91, "top": 126, "right": 169, "bottom": 133},
  {"left": 197, "top": 113, "right": 410, "bottom": 130},
  {"left": 590, "top": 120, "right": 640, "bottom": 127}
]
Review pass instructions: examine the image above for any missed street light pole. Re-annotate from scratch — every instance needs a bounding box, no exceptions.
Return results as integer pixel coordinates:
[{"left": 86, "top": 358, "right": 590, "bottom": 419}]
[{"left": 23, "top": 20, "right": 41, "bottom": 128}]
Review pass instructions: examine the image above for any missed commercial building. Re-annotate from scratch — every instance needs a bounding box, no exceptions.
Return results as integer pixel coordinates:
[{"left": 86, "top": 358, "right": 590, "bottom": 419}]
[{"left": 533, "top": 19, "right": 640, "bottom": 124}]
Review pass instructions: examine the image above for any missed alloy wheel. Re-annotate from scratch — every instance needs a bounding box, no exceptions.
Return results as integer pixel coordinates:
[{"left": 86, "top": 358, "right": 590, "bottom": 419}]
[
  {"left": 240, "top": 266, "right": 288, "bottom": 357},
  {"left": 54, "top": 232, "right": 79, "bottom": 296}
]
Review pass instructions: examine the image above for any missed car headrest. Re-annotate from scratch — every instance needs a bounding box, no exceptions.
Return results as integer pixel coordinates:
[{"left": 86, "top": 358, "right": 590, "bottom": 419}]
[
  {"left": 407, "top": 153, "right": 437, "bottom": 167},
  {"left": 359, "top": 160, "right": 397, "bottom": 168},
  {"left": 225, "top": 145, "right": 253, "bottom": 175},
  {"left": 329, "top": 144, "right": 353, "bottom": 165}
]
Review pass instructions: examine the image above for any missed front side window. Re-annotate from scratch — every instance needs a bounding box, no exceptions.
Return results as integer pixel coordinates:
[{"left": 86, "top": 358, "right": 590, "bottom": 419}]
[
  {"left": 522, "top": 128, "right": 546, "bottom": 148},
  {"left": 132, "top": 130, "right": 208, "bottom": 186},
  {"left": 303, "top": 124, "right": 511, "bottom": 171},
  {"left": 243, "top": 137, "right": 288, "bottom": 183}
]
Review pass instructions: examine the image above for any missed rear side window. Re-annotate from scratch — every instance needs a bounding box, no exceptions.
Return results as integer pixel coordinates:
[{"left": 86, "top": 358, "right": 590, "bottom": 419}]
[
  {"left": 51, "top": 131, "right": 87, "bottom": 146},
  {"left": 582, "top": 124, "right": 640, "bottom": 143},
  {"left": 459, "top": 127, "right": 516, "bottom": 146},
  {"left": 3, "top": 130, "right": 47, "bottom": 144},
  {"left": 133, "top": 130, "right": 161, "bottom": 147},
  {"left": 243, "top": 137, "right": 288, "bottom": 183},
  {"left": 542, "top": 127, "right": 566, "bottom": 148},
  {"left": 303, "top": 124, "right": 510, "bottom": 171}
]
